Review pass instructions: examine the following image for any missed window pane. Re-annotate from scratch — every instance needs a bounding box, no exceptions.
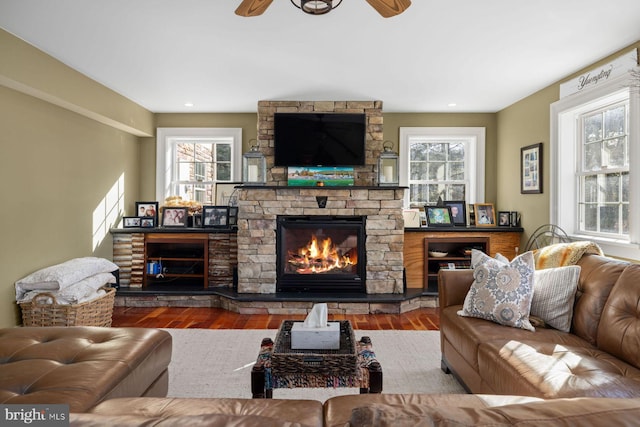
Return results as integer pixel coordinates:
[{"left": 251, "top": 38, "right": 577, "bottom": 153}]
[
  {"left": 599, "top": 205, "right": 618, "bottom": 233},
  {"left": 410, "top": 184, "right": 428, "bottom": 204},
  {"left": 448, "top": 143, "right": 465, "bottom": 161},
  {"left": 449, "top": 162, "right": 464, "bottom": 180},
  {"left": 604, "top": 105, "right": 625, "bottom": 137},
  {"left": 216, "top": 144, "right": 231, "bottom": 162},
  {"left": 583, "top": 204, "right": 597, "bottom": 231},
  {"left": 428, "top": 184, "right": 445, "bottom": 203},
  {"left": 447, "top": 185, "right": 465, "bottom": 200},
  {"left": 429, "top": 143, "right": 446, "bottom": 161},
  {"left": 195, "top": 144, "right": 214, "bottom": 162},
  {"left": 603, "top": 138, "right": 626, "bottom": 168},
  {"left": 176, "top": 143, "right": 195, "bottom": 162},
  {"left": 428, "top": 162, "right": 445, "bottom": 180},
  {"left": 603, "top": 173, "right": 620, "bottom": 203},
  {"left": 177, "top": 162, "right": 192, "bottom": 181},
  {"left": 584, "top": 113, "right": 602, "bottom": 142},
  {"left": 622, "top": 172, "right": 629, "bottom": 202},
  {"left": 583, "top": 175, "right": 597, "bottom": 203},
  {"left": 410, "top": 162, "right": 427, "bottom": 180},
  {"left": 623, "top": 205, "right": 629, "bottom": 234},
  {"left": 584, "top": 142, "right": 601, "bottom": 171},
  {"left": 216, "top": 163, "right": 231, "bottom": 181},
  {"left": 410, "top": 143, "right": 428, "bottom": 161}
]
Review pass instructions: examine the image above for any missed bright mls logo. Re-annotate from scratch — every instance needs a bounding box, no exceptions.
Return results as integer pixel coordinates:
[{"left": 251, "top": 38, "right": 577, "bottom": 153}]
[{"left": 1, "top": 404, "right": 68, "bottom": 426}]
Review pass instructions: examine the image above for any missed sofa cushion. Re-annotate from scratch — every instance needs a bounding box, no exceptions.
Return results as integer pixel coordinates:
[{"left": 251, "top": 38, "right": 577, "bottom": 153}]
[
  {"left": 458, "top": 250, "right": 535, "bottom": 331},
  {"left": 529, "top": 266, "right": 581, "bottom": 332},
  {"left": 347, "top": 397, "right": 640, "bottom": 426},
  {"left": 71, "top": 413, "right": 311, "bottom": 427}
]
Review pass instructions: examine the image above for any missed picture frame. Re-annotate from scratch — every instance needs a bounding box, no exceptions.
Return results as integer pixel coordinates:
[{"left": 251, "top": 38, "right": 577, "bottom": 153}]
[
  {"left": 135, "top": 201, "right": 158, "bottom": 223},
  {"left": 425, "top": 206, "right": 454, "bottom": 227},
  {"left": 498, "top": 211, "right": 511, "bottom": 227},
  {"left": 202, "top": 206, "right": 229, "bottom": 228},
  {"left": 215, "top": 182, "right": 242, "bottom": 206},
  {"left": 442, "top": 201, "right": 467, "bottom": 227},
  {"left": 140, "top": 217, "right": 155, "bottom": 228},
  {"left": 474, "top": 203, "right": 496, "bottom": 227},
  {"left": 161, "top": 207, "right": 188, "bottom": 227},
  {"left": 228, "top": 206, "right": 238, "bottom": 227},
  {"left": 123, "top": 216, "right": 141, "bottom": 228},
  {"left": 521, "top": 142, "right": 543, "bottom": 194}
]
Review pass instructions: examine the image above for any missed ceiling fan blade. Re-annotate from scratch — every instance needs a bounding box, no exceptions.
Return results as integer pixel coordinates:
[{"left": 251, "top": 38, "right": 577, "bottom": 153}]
[
  {"left": 365, "top": 0, "right": 411, "bottom": 18},
  {"left": 235, "top": 0, "right": 274, "bottom": 17}
]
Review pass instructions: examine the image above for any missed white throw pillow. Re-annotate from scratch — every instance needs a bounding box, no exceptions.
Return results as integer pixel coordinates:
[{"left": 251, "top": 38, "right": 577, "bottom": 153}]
[
  {"left": 458, "top": 249, "right": 535, "bottom": 331},
  {"left": 530, "top": 266, "right": 581, "bottom": 332}
]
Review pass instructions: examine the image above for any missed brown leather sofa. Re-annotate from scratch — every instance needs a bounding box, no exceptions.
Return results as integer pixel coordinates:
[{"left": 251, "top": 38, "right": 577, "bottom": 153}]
[
  {"left": 0, "top": 326, "right": 172, "bottom": 412},
  {"left": 439, "top": 253, "right": 640, "bottom": 398}
]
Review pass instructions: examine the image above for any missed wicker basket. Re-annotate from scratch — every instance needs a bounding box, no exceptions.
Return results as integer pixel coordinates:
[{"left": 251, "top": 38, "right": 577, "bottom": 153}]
[
  {"left": 19, "top": 287, "right": 116, "bottom": 327},
  {"left": 271, "top": 320, "right": 357, "bottom": 376}
]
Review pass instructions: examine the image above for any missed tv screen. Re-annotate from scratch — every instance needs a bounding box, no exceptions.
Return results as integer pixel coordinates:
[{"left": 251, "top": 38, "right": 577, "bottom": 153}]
[{"left": 274, "top": 113, "right": 366, "bottom": 167}]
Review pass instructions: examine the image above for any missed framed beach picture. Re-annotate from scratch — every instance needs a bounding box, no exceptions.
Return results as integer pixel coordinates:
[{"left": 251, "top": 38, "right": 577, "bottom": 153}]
[
  {"left": 521, "top": 143, "right": 543, "bottom": 194},
  {"left": 426, "top": 206, "right": 454, "bottom": 227},
  {"left": 474, "top": 203, "right": 496, "bottom": 227}
]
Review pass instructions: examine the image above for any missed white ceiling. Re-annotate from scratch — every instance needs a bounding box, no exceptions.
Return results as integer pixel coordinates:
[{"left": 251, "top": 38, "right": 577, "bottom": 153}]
[{"left": 1, "top": 0, "right": 639, "bottom": 113}]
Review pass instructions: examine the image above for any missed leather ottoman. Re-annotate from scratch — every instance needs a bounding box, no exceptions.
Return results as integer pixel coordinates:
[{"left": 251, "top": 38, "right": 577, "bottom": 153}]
[{"left": 0, "top": 326, "right": 172, "bottom": 412}]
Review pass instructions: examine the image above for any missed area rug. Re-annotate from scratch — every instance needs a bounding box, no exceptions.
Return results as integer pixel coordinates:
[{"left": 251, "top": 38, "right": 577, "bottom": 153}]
[{"left": 164, "top": 329, "right": 465, "bottom": 401}]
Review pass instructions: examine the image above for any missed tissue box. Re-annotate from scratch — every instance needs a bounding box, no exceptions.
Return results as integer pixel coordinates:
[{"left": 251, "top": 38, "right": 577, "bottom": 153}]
[{"left": 291, "top": 321, "right": 340, "bottom": 350}]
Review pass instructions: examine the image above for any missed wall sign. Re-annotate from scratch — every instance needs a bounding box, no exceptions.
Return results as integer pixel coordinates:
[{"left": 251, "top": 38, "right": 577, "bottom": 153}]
[{"left": 560, "top": 49, "right": 638, "bottom": 98}]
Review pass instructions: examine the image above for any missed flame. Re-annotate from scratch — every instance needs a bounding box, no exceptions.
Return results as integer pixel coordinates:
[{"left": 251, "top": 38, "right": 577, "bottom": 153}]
[{"left": 287, "top": 234, "right": 357, "bottom": 274}]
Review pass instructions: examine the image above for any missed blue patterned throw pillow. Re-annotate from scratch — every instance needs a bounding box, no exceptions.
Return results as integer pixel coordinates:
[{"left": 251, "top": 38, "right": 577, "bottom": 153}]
[{"left": 458, "top": 249, "right": 536, "bottom": 331}]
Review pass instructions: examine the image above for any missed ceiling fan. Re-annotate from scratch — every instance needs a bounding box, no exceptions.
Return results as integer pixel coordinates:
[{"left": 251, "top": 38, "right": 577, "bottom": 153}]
[{"left": 235, "top": 0, "right": 411, "bottom": 18}]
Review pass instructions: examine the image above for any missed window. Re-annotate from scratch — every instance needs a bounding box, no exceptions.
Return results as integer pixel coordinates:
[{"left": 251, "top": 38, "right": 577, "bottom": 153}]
[
  {"left": 156, "top": 128, "right": 242, "bottom": 204},
  {"left": 399, "top": 127, "right": 485, "bottom": 208},
  {"left": 551, "top": 72, "right": 640, "bottom": 259}
]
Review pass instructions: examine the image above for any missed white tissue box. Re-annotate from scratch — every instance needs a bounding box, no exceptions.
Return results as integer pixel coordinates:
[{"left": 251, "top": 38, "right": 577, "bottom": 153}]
[{"left": 291, "top": 321, "right": 340, "bottom": 350}]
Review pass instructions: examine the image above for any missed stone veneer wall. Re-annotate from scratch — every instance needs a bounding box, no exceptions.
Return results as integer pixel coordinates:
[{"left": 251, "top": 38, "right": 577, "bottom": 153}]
[{"left": 237, "top": 186, "right": 405, "bottom": 295}]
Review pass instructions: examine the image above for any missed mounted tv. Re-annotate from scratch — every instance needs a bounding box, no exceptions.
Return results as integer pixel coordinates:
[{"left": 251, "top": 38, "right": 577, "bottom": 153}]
[{"left": 274, "top": 113, "right": 366, "bottom": 167}]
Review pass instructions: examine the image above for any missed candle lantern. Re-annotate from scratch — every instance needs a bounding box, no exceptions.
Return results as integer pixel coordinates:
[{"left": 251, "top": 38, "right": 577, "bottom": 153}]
[
  {"left": 242, "top": 141, "right": 266, "bottom": 185},
  {"left": 378, "top": 141, "right": 399, "bottom": 186}
]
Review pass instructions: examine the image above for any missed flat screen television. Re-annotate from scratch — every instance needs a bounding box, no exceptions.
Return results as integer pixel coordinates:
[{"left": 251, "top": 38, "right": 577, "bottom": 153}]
[{"left": 274, "top": 113, "right": 366, "bottom": 167}]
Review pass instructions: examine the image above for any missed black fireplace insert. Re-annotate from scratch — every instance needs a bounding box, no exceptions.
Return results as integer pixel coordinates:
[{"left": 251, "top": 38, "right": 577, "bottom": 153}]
[{"left": 276, "top": 215, "right": 366, "bottom": 293}]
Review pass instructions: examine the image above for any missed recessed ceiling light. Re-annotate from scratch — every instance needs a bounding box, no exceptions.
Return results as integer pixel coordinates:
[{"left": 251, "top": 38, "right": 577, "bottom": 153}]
[
  {"left": 447, "top": 103, "right": 457, "bottom": 107},
  {"left": 184, "top": 102, "right": 194, "bottom": 107}
]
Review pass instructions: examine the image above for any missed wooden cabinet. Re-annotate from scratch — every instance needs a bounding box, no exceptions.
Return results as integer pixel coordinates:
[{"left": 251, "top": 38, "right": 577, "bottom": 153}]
[
  {"left": 423, "top": 237, "right": 488, "bottom": 294},
  {"left": 144, "top": 233, "right": 209, "bottom": 288},
  {"left": 404, "top": 228, "right": 523, "bottom": 295}
]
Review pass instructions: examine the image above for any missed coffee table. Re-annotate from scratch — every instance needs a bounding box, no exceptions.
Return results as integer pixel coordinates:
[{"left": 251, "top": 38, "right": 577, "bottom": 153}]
[{"left": 251, "top": 321, "right": 382, "bottom": 398}]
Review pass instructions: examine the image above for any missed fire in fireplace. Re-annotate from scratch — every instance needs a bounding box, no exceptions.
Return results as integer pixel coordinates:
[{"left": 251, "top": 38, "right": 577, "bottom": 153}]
[{"left": 276, "top": 216, "right": 366, "bottom": 293}]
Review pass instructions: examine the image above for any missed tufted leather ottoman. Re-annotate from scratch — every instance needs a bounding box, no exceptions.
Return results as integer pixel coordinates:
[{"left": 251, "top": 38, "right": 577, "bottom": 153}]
[{"left": 0, "top": 326, "right": 172, "bottom": 412}]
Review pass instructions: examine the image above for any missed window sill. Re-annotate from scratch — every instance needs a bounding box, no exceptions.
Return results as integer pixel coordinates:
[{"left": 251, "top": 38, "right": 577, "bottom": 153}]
[{"left": 569, "top": 233, "right": 640, "bottom": 262}]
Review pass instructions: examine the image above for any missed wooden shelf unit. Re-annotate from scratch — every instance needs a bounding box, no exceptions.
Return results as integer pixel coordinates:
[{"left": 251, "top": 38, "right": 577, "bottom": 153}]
[
  {"left": 423, "top": 236, "right": 488, "bottom": 294},
  {"left": 144, "top": 233, "right": 209, "bottom": 288}
]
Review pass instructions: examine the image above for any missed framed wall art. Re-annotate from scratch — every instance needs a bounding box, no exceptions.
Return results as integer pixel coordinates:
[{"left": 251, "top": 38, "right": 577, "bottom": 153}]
[
  {"left": 203, "top": 206, "right": 229, "bottom": 228},
  {"left": 215, "top": 182, "right": 241, "bottom": 206},
  {"left": 442, "top": 201, "right": 466, "bottom": 226},
  {"left": 426, "top": 206, "right": 454, "bottom": 227},
  {"left": 161, "top": 207, "right": 188, "bottom": 227},
  {"left": 521, "top": 143, "right": 543, "bottom": 194},
  {"left": 474, "top": 203, "right": 496, "bottom": 226}
]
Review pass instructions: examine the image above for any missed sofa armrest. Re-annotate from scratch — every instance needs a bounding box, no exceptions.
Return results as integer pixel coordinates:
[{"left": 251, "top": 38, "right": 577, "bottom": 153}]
[{"left": 438, "top": 270, "right": 474, "bottom": 308}]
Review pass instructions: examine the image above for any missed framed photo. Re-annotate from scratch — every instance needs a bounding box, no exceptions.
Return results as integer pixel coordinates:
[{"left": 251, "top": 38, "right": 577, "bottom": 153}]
[
  {"left": 203, "top": 206, "right": 229, "bottom": 228},
  {"left": 140, "top": 217, "right": 155, "bottom": 228},
  {"left": 136, "top": 201, "right": 158, "bottom": 223},
  {"left": 426, "top": 206, "right": 454, "bottom": 227},
  {"left": 215, "top": 182, "right": 241, "bottom": 206},
  {"left": 474, "top": 203, "right": 496, "bottom": 227},
  {"left": 123, "top": 216, "right": 141, "bottom": 228},
  {"left": 161, "top": 207, "right": 188, "bottom": 227},
  {"left": 228, "top": 206, "right": 238, "bottom": 227},
  {"left": 442, "top": 201, "right": 466, "bottom": 227},
  {"left": 498, "top": 211, "right": 511, "bottom": 226},
  {"left": 521, "top": 143, "right": 543, "bottom": 194}
]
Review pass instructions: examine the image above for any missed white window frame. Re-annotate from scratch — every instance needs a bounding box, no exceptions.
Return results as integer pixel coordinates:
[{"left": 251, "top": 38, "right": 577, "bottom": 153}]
[
  {"left": 156, "top": 128, "right": 242, "bottom": 203},
  {"left": 399, "top": 127, "right": 486, "bottom": 207},
  {"left": 551, "top": 72, "right": 640, "bottom": 259}
]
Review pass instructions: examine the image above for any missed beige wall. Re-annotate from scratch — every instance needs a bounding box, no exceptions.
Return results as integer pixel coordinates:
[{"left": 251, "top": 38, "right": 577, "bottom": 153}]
[
  {"left": 0, "top": 86, "right": 141, "bottom": 327},
  {"left": 496, "top": 41, "right": 640, "bottom": 245}
]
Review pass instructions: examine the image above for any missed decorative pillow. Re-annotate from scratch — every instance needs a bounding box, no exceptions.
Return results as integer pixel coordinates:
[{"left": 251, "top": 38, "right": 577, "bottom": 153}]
[
  {"left": 529, "top": 265, "right": 581, "bottom": 332},
  {"left": 458, "top": 249, "right": 535, "bottom": 331}
]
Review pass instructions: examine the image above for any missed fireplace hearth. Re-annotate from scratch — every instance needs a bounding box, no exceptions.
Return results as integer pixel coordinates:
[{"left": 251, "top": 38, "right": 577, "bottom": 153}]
[{"left": 276, "top": 215, "right": 366, "bottom": 293}]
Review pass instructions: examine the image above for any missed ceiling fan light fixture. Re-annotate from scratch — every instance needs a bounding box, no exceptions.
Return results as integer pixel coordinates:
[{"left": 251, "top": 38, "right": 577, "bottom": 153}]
[{"left": 291, "top": 0, "right": 343, "bottom": 15}]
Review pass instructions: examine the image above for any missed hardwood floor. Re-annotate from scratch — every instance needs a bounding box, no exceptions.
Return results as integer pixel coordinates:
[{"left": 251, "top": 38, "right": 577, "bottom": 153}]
[{"left": 111, "top": 306, "right": 441, "bottom": 330}]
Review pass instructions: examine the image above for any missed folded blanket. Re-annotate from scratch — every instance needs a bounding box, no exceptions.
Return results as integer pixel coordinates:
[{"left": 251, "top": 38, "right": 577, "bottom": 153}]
[
  {"left": 15, "top": 257, "right": 118, "bottom": 299},
  {"left": 533, "top": 241, "right": 603, "bottom": 269},
  {"left": 17, "top": 272, "right": 116, "bottom": 303}
]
